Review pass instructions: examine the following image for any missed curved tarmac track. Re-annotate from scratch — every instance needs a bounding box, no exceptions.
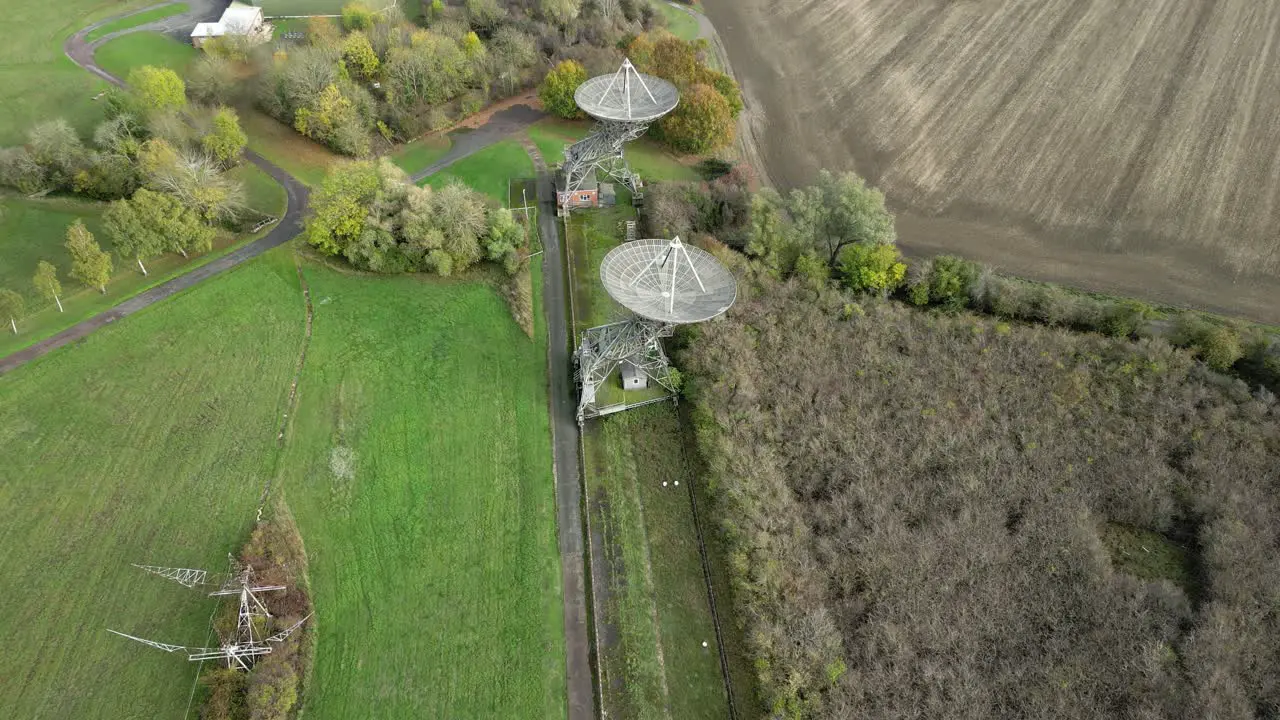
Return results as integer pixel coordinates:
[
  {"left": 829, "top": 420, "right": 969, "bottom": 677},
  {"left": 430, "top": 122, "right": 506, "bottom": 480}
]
[{"left": 0, "top": 3, "right": 309, "bottom": 376}]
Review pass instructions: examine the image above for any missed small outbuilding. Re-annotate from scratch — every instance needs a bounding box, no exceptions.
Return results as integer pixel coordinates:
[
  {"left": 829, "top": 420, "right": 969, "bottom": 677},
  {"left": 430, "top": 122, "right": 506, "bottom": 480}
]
[
  {"left": 620, "top": 361, "right": 647, "bottom": 391},
  {"left": 556, "top": 171, "right": 599, "bottom": 210},
  {"left": 191, "top": 2, "right": 270, "bottom": 49}
]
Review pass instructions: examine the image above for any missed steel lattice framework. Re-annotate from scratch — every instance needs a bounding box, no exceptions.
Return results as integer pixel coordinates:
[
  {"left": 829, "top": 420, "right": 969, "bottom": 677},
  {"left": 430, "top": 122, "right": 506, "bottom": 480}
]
[
  {"left": 562, "top": 59, "right": 680, "bottom": 198},
  {"left": 575, "top": 319, "right": 676, "bottom": 421},
  {"left": 575, "top": 237, "right": 737, "bottom": 422},
  {"left": 109, "top": 555, "right": 311, "bottom": 671}
]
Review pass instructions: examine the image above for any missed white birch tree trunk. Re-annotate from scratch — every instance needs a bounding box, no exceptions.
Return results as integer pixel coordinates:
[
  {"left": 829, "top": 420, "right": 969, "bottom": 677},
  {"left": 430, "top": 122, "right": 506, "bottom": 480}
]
[
  {"left": 137, "top": 257, "right": 148, "bottom": 275},
  {"left": 9, "top": 317, "right": 15, "bottom": 334},
  {"left": 54, "top": 294, "right": 63, "bottom": 313}
]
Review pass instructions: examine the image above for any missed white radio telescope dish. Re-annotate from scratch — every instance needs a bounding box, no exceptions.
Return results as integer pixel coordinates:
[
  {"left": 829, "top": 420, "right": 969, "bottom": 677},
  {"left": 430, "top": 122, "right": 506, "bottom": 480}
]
[
  {"left": 600, "top": 237, "right": 737, "bottom": 325},
  {"left": 575, "top": 59, "right": 680, "bottom": 123}
]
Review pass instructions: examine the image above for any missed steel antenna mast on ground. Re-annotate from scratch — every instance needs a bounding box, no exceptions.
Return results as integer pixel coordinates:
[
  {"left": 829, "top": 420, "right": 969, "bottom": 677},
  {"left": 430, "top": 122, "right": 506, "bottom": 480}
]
[
  {"left": 560, "top": 59, "right": 680, "bottom": 201},
  {"left": 109, "top": 555, "right": 311, "bottom": 670},
  {"left": 576, "top": 236, "right": 737, "bottom": 422}
]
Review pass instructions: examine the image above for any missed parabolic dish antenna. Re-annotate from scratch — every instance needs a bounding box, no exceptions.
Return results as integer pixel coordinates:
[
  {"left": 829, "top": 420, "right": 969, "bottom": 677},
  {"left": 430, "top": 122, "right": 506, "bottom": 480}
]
[
  {"left": 600, "top": 237, "right": 737, "bottom": 324},
  {"left": 575, "top": 59, "right": 680, "bottom": 123}
]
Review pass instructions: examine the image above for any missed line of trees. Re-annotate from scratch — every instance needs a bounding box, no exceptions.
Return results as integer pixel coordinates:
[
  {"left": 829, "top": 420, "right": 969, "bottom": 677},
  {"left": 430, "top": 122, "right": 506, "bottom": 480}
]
[
  {"left": 646, "top": 166, "right": 1280, "bottom": 388},
  {"left": 1, "top": 221, "right": 113, "bottom": 335}
]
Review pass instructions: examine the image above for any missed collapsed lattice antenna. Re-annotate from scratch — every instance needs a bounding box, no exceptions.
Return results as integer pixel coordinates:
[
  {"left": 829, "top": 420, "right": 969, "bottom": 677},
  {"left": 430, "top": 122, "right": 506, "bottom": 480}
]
[{"left": 109, "top": 555, "right": 309, "bottom": 671}]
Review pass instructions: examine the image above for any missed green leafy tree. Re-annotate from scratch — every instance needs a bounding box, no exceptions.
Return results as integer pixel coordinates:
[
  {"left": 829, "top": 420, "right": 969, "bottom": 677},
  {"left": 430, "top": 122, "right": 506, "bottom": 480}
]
[
  {"left": 538, "top": 60, "right": 587, "bottom": 119},
  {"left": 65, "top": 221, "right": 113, "bottom": 293},
  {"left": 837, "top": 242, "right": 907, "bottom": 296},
  {"left": 745, "top": 189, "right": 794, "bottom": 275},
  {"left": 792, "top": 251, "right": 830, "bottom": 291},
  {"left": 33, "top": 261, "right": 63, "bottom": 312},
  {"left": 484, "top": 208, "right": 525, "bottom": 274},
  {"left": 465, "top": 0, "right": 505, "bottom": 31},
  {"left": 926, "top": 255, "right": 981, "bottom": 311},
  {"left": 305, "top": 160, "right": 383, "bottom": 256},
  {"left": 104, "top": 190, "right": 169, "bottom": 274},
  {"left": 341, "top": 2, "right": 376, "bottom": 31},
  {"left": 788, "top": 170, "right": 896, "bottom": 264},
  {"left": 202, "top": 107, "right": 248, "bottom": 166},
  {"left": 127, "top": 66, "right": 187, "bottom": 112},
  {"left": 342, "top": 31, "right": 381, "bottom": 82},
  {"left": 658, "top": 82, "right": 733, "bottom": 154},
  {"left": 0, "top": 289, "right": 24, "bottom": 334}
]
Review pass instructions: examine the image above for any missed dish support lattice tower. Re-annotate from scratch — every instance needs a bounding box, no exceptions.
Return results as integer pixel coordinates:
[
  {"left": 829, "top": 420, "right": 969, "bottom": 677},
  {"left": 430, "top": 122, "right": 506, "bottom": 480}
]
[
  {"left": 562, "top": 120, "right": 652, "bottom": 197},
  {"left": 574, "top": 319, "right": 677, "bottom": 423}
]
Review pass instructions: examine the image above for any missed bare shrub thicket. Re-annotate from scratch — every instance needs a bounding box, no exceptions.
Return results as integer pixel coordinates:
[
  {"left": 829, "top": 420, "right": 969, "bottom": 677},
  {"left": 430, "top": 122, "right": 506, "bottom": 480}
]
[{"left": 679, "top": 279, "right": 1280, "bottom": 719}]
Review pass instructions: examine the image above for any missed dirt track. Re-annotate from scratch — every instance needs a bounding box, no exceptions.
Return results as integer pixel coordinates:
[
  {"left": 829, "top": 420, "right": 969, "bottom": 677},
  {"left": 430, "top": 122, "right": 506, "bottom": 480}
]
[{"left": 702, "top": 0, "right": 1280, "bottom": 323}]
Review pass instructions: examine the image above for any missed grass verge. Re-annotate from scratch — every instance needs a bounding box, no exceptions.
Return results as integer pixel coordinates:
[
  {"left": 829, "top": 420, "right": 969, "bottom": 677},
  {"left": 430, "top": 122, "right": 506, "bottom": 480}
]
[
  {"left": 390, "top": 135, "right": 451, "bottom": 176},
  {"left": 242, "top": 107, "right": 339, "bottom": 188},
  {"left": 86, "top": 3, "right": 190, "bottom": 42}
]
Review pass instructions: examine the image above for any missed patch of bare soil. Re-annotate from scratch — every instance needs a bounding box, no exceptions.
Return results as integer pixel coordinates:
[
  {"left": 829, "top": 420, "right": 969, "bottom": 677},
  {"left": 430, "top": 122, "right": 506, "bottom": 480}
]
[{"left": 702, "top": 0, "right": 1280, "bottom": 323}]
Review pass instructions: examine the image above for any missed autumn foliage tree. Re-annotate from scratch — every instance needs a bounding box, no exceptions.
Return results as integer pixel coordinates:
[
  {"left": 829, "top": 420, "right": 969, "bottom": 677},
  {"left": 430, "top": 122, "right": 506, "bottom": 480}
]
[
  {"left": 65, "top": 220, "right": 112, "bottom": 293},
  {"left": 201, "top": 107, "right": 248, "bottom": 166},
  {"left": 538, "top": 60, "right": 587, "bottom": 119},
  {"left": 627, "top": 31, "right": 743, "bottom": 153},
  {"left": 658, "top": 82, "right": 732, "bottom": 154},
  {"left": 127, "top": 66, "right": 187, "bottom": 112}
]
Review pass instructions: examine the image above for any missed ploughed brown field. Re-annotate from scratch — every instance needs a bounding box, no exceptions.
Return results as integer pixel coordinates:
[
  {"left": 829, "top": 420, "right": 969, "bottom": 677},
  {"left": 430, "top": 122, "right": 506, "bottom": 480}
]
[{"left": 703, "top": 0, "right": 1280, "bottom": 322}]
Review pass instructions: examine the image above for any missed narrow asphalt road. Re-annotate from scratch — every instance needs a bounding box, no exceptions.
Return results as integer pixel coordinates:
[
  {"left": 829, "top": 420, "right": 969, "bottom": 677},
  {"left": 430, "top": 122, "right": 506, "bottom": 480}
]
[
  {"left": 0, "top": 4, "right": 309, "bottom": 377},
  {"left": 537, "top": 172, "right": 596, "bottom": 720}
]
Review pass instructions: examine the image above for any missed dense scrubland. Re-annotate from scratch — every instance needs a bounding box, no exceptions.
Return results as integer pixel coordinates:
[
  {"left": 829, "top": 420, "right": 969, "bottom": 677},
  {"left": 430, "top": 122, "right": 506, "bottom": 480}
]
[{"left": 679, "top": 277, "right": 1280, "bottom": 718}]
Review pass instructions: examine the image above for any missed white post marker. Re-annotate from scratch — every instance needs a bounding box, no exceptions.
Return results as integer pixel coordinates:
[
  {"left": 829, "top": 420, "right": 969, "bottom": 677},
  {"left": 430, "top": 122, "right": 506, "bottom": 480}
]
[{"left": 702, "top": 641, "right": 708, "bottom": 648}]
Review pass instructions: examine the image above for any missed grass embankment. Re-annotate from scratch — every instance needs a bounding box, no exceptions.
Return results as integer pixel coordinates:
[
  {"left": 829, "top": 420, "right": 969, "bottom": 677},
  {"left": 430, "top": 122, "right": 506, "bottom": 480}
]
[
  {"left": 94, "top": 30, "right": 196, "bottom": 78},
  {"left": 418, "top": 139, "right": 534, "bottom": 203},
  {"left": 0, "top": 0, "right": 160, "bottom": 144},
  {"left": 529, "top": 119, "right": 701, "bottom": 183},
  {"left": 241, "top": 108, "right": 340, "bottom": 188},
  {"left": 275, "top": 257, "right": 564, "bottom": 719},
  {"left": 259, "top": 0, "right": 352, "bottom": 15},
  {"left": 0, "top": 250, "right": 305, "bottom": 719},
  {"left": 0, "top": 163, "right": 286, "bottom": 357},
  {"left": 86, "top": 3, "right": 190, "bottom": 42},
  {"left": 588, "top": 405, "right": 742, "bottom": 719},
  {"left": 390, "top": 135, "right": 451, "bottom": 176}
]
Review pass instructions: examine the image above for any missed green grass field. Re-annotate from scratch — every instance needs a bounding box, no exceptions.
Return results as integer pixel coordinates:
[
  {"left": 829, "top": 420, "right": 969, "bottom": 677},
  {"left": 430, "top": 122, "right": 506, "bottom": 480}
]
[
  {"left": 529, "top": 120, "right": 701, "bottom": 183},
  {"left": 390, "top": 135, "right": 451, "bottom": 176},
  {"left": 419, "top": 139, "right": 534, "bottom": 203},
  {"left": 94, "top": 29, "right": 197, "bottom": 78},
  {"left": 86, "top": 2, "right": 189, "bottom": 42},
  {"left": 657, "top": 2, "right": 701, "bottom": 42},
  {"left": 0, "top": 249, "right": 305, "bottom": 719},
  {"left": 0, "top": 196, "right": 107, "bottom": 303},
  {"left": 0, "top": 0, "right": 153, "bottom": 145},
  {"left": 272, "top": 257, "right": 564, "bottom": 718},
  {"left": 2, "top": 245, "right": 567, "bottom": 718}
]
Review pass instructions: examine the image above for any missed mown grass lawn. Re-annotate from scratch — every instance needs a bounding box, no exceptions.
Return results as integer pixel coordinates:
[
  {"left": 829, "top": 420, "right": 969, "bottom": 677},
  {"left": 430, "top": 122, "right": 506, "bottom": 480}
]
[
  {"left": 389, "top": 135, "right": 451, "bottom": 176},
  {"left": 0, "top": 0, "right": 152, "bottom": 145},
  {"left": 94, "top": 29, "right": 197, "bottom": 78},
  {"left": 275, "top": 257, "right": 565, "bottom": 719},
  {"left": 419, "top": 139, "right": 533, "bottom": 203},
  {"left": 0, "top": 249, "right": 305, "bottom": 719},
  {"left": 528, "top": 119, "right": 701, "bottom": 183},
  {"left": 86, "top": 2, "right": 190, "bottom": 42}
]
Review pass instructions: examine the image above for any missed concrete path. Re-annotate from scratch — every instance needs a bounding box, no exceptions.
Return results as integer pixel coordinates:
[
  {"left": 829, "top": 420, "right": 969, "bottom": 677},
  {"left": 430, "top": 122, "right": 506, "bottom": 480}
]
[
  {"left": 535, "top": 168, "right": 597, "bottom": 719},
  {"left": 409, "top": 104, "right": 546, "bottom": 183}
]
